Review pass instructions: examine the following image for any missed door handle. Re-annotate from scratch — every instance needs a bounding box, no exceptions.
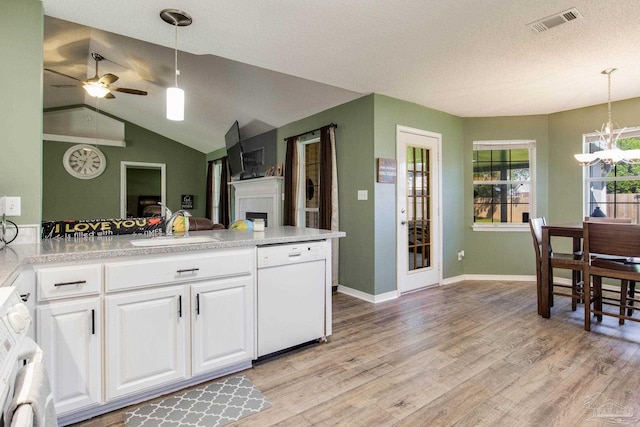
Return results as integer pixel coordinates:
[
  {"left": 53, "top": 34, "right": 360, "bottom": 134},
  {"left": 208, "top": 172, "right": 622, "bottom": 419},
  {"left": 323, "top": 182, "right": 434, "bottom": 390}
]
[{"left": 401, "top": 221, "right": 407, "bottom": 225}]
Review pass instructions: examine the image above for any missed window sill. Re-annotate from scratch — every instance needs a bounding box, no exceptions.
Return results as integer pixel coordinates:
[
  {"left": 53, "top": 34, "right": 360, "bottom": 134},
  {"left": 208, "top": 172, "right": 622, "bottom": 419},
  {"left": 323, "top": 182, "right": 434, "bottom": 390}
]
[{"left": 472, "top": 224, "right": 529, "bottom": 232}]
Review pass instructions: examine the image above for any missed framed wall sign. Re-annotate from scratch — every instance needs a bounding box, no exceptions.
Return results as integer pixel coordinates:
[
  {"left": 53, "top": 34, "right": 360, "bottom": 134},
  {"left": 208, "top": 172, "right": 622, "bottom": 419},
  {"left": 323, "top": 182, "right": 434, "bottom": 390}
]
[
  {"left": 181, "top": 194, "right": 194, "bottom": 209},
  {"left": 377, "top": 158, "right": 397, "bottom": 183}
]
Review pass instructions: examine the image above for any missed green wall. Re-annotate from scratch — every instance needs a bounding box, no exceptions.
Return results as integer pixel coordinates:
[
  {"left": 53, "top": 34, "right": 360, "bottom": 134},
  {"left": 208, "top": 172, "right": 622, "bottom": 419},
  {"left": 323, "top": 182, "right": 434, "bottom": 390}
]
[
  {"left": 273, "top": 94, "right": 465, "bottom": 295},
  {"left": 0, "top": 0, "right": 43, "bottom": 225},
  {"left": 277, "top": 95, "right": 375, "bottom": 294},
  {"left": 373, "top": 94, "right": 464, "bottom": 293},
  {"left": 548, "top": 97, "right": 640, "bottom": 223},
  {"left": 43, "top": 113, "right": 207, "bottom": 220},
  {"left": 462, "top": 115, "right": 549, "bottom": 275}
]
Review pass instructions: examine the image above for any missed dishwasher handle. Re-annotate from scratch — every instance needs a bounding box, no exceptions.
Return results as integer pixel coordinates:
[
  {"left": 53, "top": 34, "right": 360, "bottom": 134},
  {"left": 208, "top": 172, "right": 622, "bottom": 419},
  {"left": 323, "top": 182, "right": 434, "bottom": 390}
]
[{"left": 288, "top": 252, "right": 302, "bottom": 260}]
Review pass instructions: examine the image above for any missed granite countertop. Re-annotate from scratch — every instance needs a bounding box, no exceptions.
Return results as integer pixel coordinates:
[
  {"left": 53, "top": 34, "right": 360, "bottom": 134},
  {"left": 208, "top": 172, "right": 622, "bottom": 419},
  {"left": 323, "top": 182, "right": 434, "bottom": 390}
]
[{"left": 0, "top": 226, "right": 345, "bottom": 286}]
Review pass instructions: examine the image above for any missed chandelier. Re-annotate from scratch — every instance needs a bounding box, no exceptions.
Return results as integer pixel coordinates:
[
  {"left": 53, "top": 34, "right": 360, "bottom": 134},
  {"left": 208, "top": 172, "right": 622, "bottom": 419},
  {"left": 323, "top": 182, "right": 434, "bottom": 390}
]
[{"left": 574, "top": 68, "right": 640, "bottom": 166}]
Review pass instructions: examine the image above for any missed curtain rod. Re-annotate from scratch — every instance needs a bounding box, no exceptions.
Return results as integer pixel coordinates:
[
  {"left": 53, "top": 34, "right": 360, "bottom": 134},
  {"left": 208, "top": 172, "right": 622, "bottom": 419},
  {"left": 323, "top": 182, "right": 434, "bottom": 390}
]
[{"left": 284, "top": 123, "right": 337, "bottom": 141}]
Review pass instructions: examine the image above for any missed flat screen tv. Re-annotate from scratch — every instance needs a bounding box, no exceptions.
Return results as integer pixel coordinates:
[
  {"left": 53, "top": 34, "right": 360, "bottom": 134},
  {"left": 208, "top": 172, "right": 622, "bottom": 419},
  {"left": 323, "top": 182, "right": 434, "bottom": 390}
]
[{"left": 224, "top": 120, "right": 244, "bottom": 177}]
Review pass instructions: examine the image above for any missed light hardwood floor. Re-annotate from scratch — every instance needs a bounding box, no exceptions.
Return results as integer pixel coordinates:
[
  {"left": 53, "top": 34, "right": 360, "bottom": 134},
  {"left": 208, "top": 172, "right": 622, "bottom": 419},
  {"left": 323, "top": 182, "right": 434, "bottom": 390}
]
[{"left": 71, "top": 280, "right": 640, "bottom": 427}]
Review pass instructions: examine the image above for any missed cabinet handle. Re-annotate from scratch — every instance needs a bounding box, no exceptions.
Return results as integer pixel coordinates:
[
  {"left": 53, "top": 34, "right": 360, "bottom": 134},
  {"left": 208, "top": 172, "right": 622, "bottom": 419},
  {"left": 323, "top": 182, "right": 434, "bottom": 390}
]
[
  {"left": 196, "top": 293, "right": 200, "bottom": 316},
  {"left": 91, "top": 309, "right": 95, "bottom": 335},
  {"left": 178, "top": 295, "right": 182, "bottom": 318},
  {"left": 54, "top": 280, "right": 86, "bottom": 287},
  {"left": 177, "top": 268, "right": 199, "bottom": 274},
  {"left": 19, "top": 293, "right": 30, "bottom": 302}
]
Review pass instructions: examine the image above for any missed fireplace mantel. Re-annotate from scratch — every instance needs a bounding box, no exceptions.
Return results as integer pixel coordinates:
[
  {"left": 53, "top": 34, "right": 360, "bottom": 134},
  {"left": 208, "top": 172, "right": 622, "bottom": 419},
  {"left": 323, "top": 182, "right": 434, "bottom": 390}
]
[{"left": 229, "top": 177, "right": 284, "bottom": 227}]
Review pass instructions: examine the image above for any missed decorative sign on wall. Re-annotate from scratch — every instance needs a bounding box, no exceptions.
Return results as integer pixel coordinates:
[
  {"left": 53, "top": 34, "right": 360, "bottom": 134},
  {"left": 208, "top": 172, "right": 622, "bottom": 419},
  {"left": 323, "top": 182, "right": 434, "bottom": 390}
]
[
  {"left": 377, "top": 158, "right": 397, "bottom": 183},
  {"left": 42, "top": 217, "right": 165, "bottom": 239},
  {"left": 181, "top": 194, "right": 194, "bottom": 209}
]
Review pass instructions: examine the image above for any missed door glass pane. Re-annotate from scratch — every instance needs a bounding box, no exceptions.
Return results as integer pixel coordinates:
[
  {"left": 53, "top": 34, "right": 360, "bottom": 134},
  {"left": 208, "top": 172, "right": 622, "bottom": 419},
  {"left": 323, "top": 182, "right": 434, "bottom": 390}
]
[{"left": 407, "top": 146, "right": 431, "bottom": 271}]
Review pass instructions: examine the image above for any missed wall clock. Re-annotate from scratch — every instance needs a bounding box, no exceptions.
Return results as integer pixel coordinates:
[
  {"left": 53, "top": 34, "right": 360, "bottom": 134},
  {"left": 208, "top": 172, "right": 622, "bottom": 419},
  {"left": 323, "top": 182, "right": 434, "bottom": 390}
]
[{"left": 63, "top": 144, "right": 107, "bottom": 179}]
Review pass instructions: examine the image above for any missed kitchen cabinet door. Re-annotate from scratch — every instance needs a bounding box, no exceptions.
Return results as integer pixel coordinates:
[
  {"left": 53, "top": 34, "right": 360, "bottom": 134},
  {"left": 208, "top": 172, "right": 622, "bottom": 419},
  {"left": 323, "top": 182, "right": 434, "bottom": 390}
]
[
  {"left": 37, "top": 297, "right": 101, "bottom": 415},
  {"left": 191, "top": 276, "right": 254, "bottom": 376},
  {"left": 105, "top": 285, "right": 188, "bottom": 399}
]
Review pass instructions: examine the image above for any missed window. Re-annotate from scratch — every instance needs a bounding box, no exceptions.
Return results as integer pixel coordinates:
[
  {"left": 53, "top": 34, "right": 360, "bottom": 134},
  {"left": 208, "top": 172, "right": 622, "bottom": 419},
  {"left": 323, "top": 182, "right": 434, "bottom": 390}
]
[
  {"left": 473, "top": 140, "right": 536, "bottom": 231},
  {"left": 212, "top": 160, "right": 222, "bottom": 223},
  {"left": 298, "top": 136, "right": 321, "bottom": 228},
  {"left": 582, "top": 127, "right": 640, "bottom": 221}
]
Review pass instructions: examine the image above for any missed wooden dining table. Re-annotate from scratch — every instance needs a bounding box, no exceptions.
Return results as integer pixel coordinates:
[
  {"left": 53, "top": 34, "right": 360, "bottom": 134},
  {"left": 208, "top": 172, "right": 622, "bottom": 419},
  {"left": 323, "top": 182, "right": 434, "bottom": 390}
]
[{"left": 540, "top": 222, "right": 583, "bottom": 318}]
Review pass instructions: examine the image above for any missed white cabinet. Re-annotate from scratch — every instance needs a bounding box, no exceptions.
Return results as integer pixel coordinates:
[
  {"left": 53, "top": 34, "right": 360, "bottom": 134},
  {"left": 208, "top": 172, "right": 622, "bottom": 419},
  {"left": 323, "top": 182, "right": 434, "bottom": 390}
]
[
  {"left": 191, "top": 276, "right": 254, "bottom": 376},
  {"left": 102, "top": 247, "right": 254, "bottom": 399},
  {"left": 37, "top": 297, "right": 101, "bottom": 415},
  {"left": 105, "top": 285, "right": 188, "bottom": 400},
  {"left": 31, "top": 246, "right": 258, "bottom": 424}
]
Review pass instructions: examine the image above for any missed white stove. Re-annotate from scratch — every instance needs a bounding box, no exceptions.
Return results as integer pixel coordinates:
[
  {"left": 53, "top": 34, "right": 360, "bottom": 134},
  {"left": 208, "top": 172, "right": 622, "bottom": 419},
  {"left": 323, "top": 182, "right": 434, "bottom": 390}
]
[{"left": 0, "top": 287, "right": 40, "bottom": 426}]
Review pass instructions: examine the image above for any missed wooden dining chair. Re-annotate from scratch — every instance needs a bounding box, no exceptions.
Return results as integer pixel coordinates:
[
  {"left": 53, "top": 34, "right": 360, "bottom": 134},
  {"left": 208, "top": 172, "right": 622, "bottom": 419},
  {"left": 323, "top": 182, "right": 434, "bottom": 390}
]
[
  {"left": 583, "top": 217, "right": 636, "bottom": 324},
  {"left": 584, "top": 216, "right": 633, "bottom": 223},
  {"left": 529, "top": 217, "right": 583, "bottom": 314},
  {"left": 583, "top": 221, "right": 640, "bottom": 331}
]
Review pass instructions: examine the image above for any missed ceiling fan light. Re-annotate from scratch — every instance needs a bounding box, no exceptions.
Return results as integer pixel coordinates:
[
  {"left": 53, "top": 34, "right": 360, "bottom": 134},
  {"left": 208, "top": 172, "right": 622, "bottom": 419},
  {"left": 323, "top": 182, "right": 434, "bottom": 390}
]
[
  {"left": 166, "top": 87, "right": 184, "bottom": 121},
  {"left": 83, "top": 82, "right": 110, "bottom": 98}
]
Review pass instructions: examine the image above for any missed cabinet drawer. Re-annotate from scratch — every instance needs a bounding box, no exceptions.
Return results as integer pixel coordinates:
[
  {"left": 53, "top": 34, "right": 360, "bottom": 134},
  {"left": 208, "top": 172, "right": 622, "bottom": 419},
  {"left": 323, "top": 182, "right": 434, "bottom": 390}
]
[
  {"left": 105, "top": 249, "right": 254, "bottom": 292},
  {"left": 36, "top": 264, "right": 102, "bottom": 302}
]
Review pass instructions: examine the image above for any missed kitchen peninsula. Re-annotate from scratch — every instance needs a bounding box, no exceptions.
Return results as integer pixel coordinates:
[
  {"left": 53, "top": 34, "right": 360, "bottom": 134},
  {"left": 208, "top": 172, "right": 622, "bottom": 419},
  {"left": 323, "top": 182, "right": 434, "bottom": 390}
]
[{"left": 1, "top": 226, "right": 344, "bottom": 426}]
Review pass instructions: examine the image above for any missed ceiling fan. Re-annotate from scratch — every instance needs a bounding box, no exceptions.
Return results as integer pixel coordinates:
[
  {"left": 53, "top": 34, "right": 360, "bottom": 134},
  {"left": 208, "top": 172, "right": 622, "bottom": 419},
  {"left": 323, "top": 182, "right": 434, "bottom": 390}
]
[{"left": 45, "top": 52, "right": 148, "bottom": 99}]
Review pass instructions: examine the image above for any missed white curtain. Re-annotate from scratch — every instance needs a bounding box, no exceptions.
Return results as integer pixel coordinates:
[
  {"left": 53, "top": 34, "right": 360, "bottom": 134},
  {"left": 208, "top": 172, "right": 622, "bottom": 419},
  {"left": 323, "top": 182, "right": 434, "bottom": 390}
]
[{"left": 329, "top": 127, "right": 340, "bottom": 286}]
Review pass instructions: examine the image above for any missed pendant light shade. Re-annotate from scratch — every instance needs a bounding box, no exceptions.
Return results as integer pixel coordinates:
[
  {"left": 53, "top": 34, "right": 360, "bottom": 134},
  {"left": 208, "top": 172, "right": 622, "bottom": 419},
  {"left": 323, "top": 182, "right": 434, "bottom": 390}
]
[
  {"left": 160, "top": 9, "right": 192, "bottom": 122},
  {"left": 166, "top": 87, "right": 184, "bottom": 121}
]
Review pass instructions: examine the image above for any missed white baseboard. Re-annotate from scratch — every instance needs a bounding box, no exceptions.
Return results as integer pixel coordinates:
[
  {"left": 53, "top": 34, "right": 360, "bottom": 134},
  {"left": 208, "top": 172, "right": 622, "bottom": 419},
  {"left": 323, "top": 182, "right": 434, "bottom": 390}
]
[
  {"left": 338, "top": 274, "right": 541, "bottom": 304},
  {"left": 461, "top": 274, "right": 537, "bottom": 283},
  {"left": 337, "top": 285, "right": 398, "bottom": 304}
]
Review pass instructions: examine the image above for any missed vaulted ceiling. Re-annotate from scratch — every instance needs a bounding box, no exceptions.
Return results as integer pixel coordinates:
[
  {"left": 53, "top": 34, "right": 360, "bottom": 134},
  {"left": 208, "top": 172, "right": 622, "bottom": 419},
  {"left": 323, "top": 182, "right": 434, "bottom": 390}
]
[{"left": 42, "top": 1, "right": 640, "bottom": 153}]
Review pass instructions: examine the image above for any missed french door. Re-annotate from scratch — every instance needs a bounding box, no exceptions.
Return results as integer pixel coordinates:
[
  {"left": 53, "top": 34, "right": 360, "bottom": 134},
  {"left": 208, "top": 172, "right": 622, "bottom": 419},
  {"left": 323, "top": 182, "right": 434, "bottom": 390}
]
[{"left": 396, "top": 126, "right": 441, "bottom": 293}]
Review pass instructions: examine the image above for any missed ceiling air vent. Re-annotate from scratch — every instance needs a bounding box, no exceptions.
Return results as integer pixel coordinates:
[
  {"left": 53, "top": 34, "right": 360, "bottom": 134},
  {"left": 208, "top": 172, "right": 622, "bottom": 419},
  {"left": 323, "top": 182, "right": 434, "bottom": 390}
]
[{"left": 528, "top": 8, "right": 583, "bottom": 33}]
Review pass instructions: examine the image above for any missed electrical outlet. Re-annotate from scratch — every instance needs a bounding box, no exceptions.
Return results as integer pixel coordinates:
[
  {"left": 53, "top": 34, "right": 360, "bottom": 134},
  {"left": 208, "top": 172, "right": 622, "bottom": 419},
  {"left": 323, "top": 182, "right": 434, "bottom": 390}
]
[
  {"left": 4, "top": 197, "right": 21, "bottom": 216},
  {"left": 457, "top": 250, "right": 465, "bottom": 261}
]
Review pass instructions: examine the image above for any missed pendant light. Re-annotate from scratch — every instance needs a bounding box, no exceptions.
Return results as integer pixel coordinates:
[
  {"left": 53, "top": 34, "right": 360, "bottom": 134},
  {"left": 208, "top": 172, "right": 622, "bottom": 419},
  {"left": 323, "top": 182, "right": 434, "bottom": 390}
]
[{"left": 160, "top": 9, "right": 192, "bottom": 121}]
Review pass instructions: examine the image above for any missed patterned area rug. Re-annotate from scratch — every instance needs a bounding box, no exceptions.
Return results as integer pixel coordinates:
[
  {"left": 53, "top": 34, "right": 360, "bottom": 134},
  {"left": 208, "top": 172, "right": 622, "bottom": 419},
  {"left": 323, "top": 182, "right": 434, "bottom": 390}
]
[{"left": 123, "top": 376, "right": 271, "bottom": 427}]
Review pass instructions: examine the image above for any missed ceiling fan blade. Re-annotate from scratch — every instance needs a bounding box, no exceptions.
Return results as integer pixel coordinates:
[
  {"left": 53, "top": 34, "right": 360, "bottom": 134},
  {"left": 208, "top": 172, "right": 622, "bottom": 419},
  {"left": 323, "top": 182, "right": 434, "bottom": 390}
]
[
  {"left": 99, "top": 73, "right": 119, "bottom": 85},
  {"left": 44, "top": 68, "right": 82, "bottom": 82},
  {"left": 51, "top": 84, "right": 81, "bottom": 88},
  {"left": 110, "top": 87, "right": 148, "bottom": 96},
  {"left": 104, "top": 92, "right": 116, "bottom": 99}
]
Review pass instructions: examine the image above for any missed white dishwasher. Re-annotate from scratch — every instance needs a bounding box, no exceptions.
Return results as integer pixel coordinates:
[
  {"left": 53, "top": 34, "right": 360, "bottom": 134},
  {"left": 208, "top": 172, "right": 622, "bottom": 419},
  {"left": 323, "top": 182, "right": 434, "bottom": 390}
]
[{"left": 257, "top": 241, "right": 328, "bottom": 357}]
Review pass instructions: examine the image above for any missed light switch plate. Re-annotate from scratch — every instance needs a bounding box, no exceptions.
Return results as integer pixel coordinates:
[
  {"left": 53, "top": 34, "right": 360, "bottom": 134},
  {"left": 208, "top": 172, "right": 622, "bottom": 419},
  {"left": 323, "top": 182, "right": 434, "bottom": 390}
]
[
  {"left": 3, "top": 197, "right": 21, "bottom": 216},
  {"left": 357, "top": 190, "right": 368, "bottom": 200}
]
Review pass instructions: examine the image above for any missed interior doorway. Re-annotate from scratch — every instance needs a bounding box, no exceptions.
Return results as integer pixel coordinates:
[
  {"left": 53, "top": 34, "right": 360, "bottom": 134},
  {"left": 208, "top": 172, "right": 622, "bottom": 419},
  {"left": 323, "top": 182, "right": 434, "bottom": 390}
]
[
  {"left": 120, "top": 161, "right": 166, "bottom": 218},
  {"left": 396, "top": 125, "right": 442, "bottom": 293}
]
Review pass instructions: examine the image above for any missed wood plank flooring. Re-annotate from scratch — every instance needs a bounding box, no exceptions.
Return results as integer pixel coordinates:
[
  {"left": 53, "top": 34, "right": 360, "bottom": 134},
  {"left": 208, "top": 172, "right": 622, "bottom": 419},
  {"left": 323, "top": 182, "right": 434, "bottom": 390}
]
[{"left": 70, "top": 280, "right": 640, "bottom": 427}]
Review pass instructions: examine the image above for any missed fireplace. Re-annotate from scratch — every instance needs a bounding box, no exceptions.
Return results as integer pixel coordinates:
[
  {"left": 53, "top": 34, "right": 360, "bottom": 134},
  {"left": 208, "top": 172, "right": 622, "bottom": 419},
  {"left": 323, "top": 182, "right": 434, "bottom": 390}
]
[
  {"left": 229, "top": 177, "right": 283, "bottom": 227},
  {"left": 246, "top": 212, "right": 268, "bottom": 227}
]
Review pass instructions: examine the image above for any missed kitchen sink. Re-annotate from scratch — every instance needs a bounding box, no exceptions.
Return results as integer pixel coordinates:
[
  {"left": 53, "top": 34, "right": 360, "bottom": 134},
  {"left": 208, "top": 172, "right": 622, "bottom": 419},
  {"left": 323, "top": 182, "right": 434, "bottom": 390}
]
[{"left": 130, "top": 236, "right": 219, "bottom": 247}]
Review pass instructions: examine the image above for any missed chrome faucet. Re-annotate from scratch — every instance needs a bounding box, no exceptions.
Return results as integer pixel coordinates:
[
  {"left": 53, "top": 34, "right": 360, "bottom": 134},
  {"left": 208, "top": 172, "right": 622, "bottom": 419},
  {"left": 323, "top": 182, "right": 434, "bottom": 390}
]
[{"left": 158, "top": 203, "right": 191, "bottom": 235}]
